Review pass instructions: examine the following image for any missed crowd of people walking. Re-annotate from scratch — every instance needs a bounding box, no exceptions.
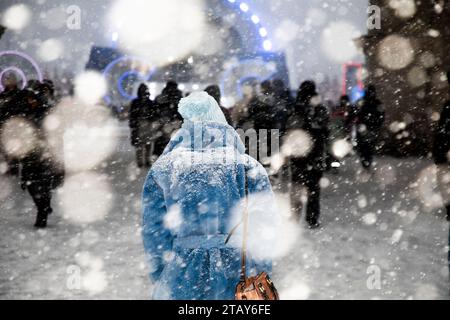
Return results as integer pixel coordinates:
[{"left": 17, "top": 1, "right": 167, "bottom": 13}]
[
  {"left": 128, "top": 78, "right": 388, "bottom": 228},
  {"left": 0, "top": 72, "right": 64, "bottom": 228},
  {"left": 137, "top": 75, "right": 449, "bottom": 299},
  {"left": 1, "top": 69, "right": 449, "bottom": 301},
  {"left": 1, "top": 71, "right": 448, "bottom": 232}
]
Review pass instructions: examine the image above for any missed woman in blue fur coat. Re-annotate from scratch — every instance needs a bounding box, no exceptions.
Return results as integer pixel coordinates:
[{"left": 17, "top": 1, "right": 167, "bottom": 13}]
[{"left": 142, "top": 92, "right": 277, "bottom": 300}]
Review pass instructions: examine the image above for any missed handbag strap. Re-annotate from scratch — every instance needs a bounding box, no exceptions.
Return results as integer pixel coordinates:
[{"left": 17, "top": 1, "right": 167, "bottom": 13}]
[
  {"left": 225, "top": 172, "right": 249, "bottom": 282},
  {"left": 240, "top": 175, "right": 249, "bottom": 282}
]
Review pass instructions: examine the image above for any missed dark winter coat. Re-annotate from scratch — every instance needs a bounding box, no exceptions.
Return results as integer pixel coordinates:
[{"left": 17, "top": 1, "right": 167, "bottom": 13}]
[
  {"left": 19, "top": 91, "right": 64, "bottom": 190},
  {"left": 21, "top": 149, "right": 63, "bottom": 190},
  {"left": 356, "top": 97, "right": 385, "bottom": 146},
  {"left": 273, "top": 88, "right": 293, "bottom": 135},
  {"left": 155, "top": 88, "right": 183, "bottom": 122},
  {"left": 344, "top": 102, "right": 358, "bottom": 135},
  {"left": 286, "top": 99, "right": 330, "bottom": 173},
  {"left": 129, "top": 97, "right": 157, "bottom": 147},
  {"left": 357, "top": 97, "right": 384, "bottom": 132},
  {"left": 154, "top": 89, "right": 183, "bottom": 137},
  {"left": 0, "top": 88, "right": 22, "bottom": 125},
  {"left": 433, "top": 101, "right": 450, "bottom": 165},
  {"left": 247, "top": 95, "right": 276, "bottom": 132}
]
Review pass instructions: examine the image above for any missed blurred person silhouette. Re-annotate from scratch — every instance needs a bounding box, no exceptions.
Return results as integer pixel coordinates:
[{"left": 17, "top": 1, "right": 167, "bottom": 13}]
[
  {"left": 249, "top": 80, "right": 275, "bottom": 131},
  {"left": 154, "top": 81, "right": 183, "bottom": 156},
  {"left": 0, "top": 72, "right": 23, "bottom": 175},
  {"left": 270, "top": 79, "right": 294, "bottom": 190},
  {"left": 204, "top": 85, "right": 232, "bottom": 125},
  {"left": 332, "top": 95, "right": 350, "bottom": 136},
  {"left": 24, "top": 79, "right": 55, "bottom": 118},
  {"left": 18, "top": 84, "right": 64, "bottom": 228},
  {"left": 272, "top": 78, "right": 293, "bottom": 136},
  {"left": 340, "top": 95, "right": 358, "bottom": 137},
  {"left": 232, "top": 78, "right": 258, "bottom": 130},
  {"left": 41, "top": 79, "right": 56, "bottom": 109},
  {"left": 247, "top": 80, "right": 277, "bottom": 164},
  {"left": 327, "top": 95, "right": 354, "bottom": 169},
  {"left": 285, "top": 80, "right": 330, "bottom": 228},
  {"left": 129, "top": 84, "right": 156, "bottom": 167},
  {"left": 355, "top": 85, "right": 385, "bottom": 170}
]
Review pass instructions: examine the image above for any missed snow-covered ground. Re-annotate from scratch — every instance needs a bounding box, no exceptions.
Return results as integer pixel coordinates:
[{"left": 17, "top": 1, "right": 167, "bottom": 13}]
[
  {"left": 0, "top": 132, "right": 449, "bottom": 300},
  {"left": 276, "top": 156, "right": 450, "bottom": 300}
]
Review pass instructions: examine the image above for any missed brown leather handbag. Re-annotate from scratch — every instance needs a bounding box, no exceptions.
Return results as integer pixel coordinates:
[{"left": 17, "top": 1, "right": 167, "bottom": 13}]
[{"left": 226, "top": 176, "right": 280, "bottom": 300}]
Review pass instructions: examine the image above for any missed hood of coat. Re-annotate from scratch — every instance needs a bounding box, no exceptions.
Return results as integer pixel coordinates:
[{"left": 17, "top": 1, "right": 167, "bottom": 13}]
[
  {"left": 162, "top": 121, "right": 246, "bottom": 155},
  {"left": 178, "top": 92, "right": 227, "bottom": 124}
]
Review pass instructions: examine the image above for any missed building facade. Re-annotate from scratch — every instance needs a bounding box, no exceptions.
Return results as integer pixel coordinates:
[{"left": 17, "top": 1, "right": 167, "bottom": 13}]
[{"left": 360, "top": 0, "right": 450, "bottom": 155}]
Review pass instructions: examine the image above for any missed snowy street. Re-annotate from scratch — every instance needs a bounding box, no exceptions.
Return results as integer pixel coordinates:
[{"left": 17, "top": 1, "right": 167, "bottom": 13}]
[
  {"left": 1, "top": 132, "right": 448, "bottom": 300},
  {"left": 0, "top": 0, "right": 449, "bottom": 304},
  {"left": 277, "top": 157, "right": 449, "bottom": 300}
]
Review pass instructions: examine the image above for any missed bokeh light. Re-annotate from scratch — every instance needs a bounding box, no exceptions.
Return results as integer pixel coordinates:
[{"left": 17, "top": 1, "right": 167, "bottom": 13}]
[
  {"left": 389, "top": 0, "right": 417, "bottom": 19},
  {"left": 37, "top": 38, "right": 64, "bottom": 62},
  {"left": 57, "top": 172, "right": 113, "bottom": 225},
  {"left": 45, "top": 97, "right": 119, "bottom": 173},
  {"left": 331, "top": 139, "right": 353, "bottom": 159},
  {"left": 107, "top": 0, "right": 206, "bottom": 67},
  {"left": 74, "top": 71, "right": 108, "bottom": 105},
  {"left": 321, "top": 21, "right": 361, "bottom": 63},
  {"left": 229, "top": 192, "right": 300, "bottom": 261},
  {"left": 377, "top": 35, "right": 414, "bottom": 70},
  {"left": 282, "top": 130, "right": 313, "bottom": 158},
  {"left": 2, "top": 4, "right": 32, "bottom": 31},
  {"left": 0, "top": 117, "right": 38, "bottom": 159}
]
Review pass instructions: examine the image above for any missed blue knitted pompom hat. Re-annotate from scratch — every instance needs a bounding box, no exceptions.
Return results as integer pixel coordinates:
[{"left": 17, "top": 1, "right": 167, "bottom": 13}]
[{"left": 178, "top": 91, "right": 228, "bottom": 124}]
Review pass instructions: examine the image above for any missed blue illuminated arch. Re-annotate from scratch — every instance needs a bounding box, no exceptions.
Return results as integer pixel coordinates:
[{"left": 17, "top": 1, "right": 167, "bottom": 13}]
[
  {"left": 0, "top": 51, "right": 44, "bottom": 92},
  {"left": 222, "top": 0, "right": 273, "bottom": 52},
  {"left": 102, "top": 56, "right": 156, "bottom": 104},
  {"left": 219, "top": 58, "right": 277, "bottom": 98}
]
